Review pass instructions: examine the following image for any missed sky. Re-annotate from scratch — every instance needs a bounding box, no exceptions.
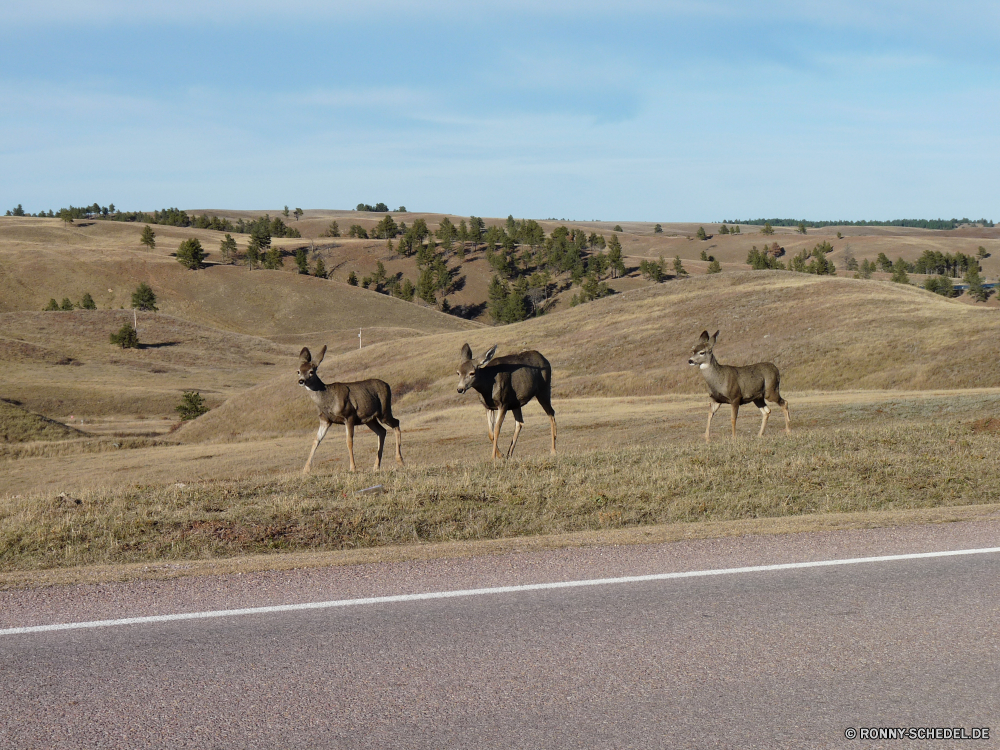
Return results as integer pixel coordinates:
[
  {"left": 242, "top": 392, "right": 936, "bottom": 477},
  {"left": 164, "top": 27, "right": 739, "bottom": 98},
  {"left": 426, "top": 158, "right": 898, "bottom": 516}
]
[{"left": 1, "top": 1, "right": 997, "bottom": 221}]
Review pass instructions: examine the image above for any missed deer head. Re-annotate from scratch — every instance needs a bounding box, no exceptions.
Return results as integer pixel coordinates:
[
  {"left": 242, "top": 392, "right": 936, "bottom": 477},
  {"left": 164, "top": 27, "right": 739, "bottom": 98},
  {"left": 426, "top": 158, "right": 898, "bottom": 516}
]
[
  {"left": 688, "top": 330, "right": 719, "bottom": 368},
  {"left": 298, "top": 345, "right": 327, "bottom": 390},
  {"left": 457, "top": 343, "right": 497, "bottom": 394}
]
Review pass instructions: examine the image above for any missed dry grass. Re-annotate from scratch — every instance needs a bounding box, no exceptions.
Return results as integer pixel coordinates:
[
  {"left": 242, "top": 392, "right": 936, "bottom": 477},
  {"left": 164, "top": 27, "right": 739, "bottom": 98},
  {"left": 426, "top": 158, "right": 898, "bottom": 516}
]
[
  {"left": 3, "top": 414, "right": 998, "bottom": 573},
  {"left": 0, "top": 400, "right": 84, "bottom": 443},
  {"left": 174, "top": 271, "right": 1000, "bottom": 444}
]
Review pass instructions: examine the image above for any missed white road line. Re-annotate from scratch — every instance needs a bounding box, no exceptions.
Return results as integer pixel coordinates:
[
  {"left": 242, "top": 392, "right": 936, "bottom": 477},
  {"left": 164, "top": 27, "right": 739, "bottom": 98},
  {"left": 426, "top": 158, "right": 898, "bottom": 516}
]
[{"left": 3, "top": 546, "right": 998, "bottom": 637}]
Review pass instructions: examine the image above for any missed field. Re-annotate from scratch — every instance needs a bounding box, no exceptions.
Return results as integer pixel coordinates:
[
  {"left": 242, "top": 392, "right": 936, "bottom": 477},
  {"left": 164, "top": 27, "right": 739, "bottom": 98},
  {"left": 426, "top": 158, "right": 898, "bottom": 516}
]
[{"left": 2, "top": 214, "right": 1000, "bottom": 585}]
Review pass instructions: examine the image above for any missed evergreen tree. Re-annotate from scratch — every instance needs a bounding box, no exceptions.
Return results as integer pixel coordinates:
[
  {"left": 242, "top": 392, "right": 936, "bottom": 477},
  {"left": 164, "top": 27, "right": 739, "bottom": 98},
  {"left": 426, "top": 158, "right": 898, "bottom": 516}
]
[
  {"left": 964, "top": 265, "right": 990, "bottom": 302},
  {"left": 295, "top": 247, "right": 309, "bottom": 274},
  {"left": 707, "top": 258, "right": 722, "bottom": 274},
  {"left": 797, "top": 221, "right": 807, "bottom": 234},
  {"left": 417, "top": 267, "right": 437, "bottom": 305},
  {"left": 110, "top": 323, "right": 139, "bottom": 349},
  {"left": 654, "top": 224, "right": 663, "bottom": 234},
  {"left": 176, "top": 238, "right": 206, "bottom": 269},
  {"left": 347, "top": 270, "right": 358, "bottom": 286},
  {"left": 613, "top": 225, "right": 623, "bottom": 232},
  {"left": 719, "top": 224, "right": 729, "bottom": 235},
  {"left": 220, "top": 233, "right": 239, "bottom": 264},
  {"left": 324, "top": 220, "right": 341, "bottom": 237},
  {"left": 140, "top": 225, "right": 156, "bottom": 250},
  {"left": 314, "top": 258, "right": 327, "bottom": 278},
  {"left": 283, "top": 205, "right": 290, "bottom": 218},
  {"left": 44, "top": 298, "right": 59, "bottom": 311},
  {"left": 877, "top": 252, "right": 893, "bottom": 272},
  {"left": 293, "top": 208, "right": 303, "bottom": 221},
  {"left": 176, "top": 391, "right": 209, "bottom": 420},
  {"left": 79, "top": 292, "right": 97, "bottom": 309},
  {"left": 696, "top": 226, "right": 707, "bottom": 240},
  {"left": 673, "top": 256, "right": 688, "bottom": 277},
  {"left": 244, "top": 242, "right": 261, "bottom": 270},
  {"left": 131, "top": 282, "right": 158, "bottom": 311},
  {"left": 607, "top": 234, "right": 625, "bottom": 278},
  {"left": 262, "top": 246, "right": 284, "bottom": 270},
  {"left": 761, "top": 222, "right": 775, "bottom": 235},
  {"left": 60, "top": 297, "right": 74, "bottom": 310},
  {"left": 891, "top": 257, "right": 910, "bottom": 284}
]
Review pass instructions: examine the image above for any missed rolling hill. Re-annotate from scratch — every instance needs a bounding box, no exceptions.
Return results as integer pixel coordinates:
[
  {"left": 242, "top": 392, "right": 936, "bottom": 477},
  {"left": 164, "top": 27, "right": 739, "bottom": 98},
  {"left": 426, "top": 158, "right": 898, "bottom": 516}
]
[{"left": 174, "top": 270, "right": 1000, "bottom": 443}]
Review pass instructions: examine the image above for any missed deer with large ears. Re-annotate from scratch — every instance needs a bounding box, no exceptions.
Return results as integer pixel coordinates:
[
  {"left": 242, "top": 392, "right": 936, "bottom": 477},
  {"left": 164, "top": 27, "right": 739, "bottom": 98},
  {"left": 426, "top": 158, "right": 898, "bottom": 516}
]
[
  {"left": 296, "top": 346, "right": 404, "bottom": 473},
  {"left": 456, "top": 343, "right": 556, "bottom": 460},
  {"left": 688, "top": 330, "right": 790, "bottom": 441}
]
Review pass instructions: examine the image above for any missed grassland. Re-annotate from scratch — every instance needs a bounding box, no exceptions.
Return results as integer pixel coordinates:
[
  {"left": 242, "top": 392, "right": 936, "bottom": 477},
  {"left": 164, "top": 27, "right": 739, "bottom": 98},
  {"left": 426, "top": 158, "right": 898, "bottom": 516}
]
[{"left": 3, "top": 214, "right": 1000, "bottom": 584}]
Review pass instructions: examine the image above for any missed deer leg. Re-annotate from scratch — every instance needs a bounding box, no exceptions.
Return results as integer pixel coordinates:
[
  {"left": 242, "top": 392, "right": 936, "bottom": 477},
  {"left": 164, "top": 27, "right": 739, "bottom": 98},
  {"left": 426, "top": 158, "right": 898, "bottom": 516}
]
[
  {"left": 506, "top": 408, "right": 524, "bottom": 458},
  {"left": 492, "top": 406, "right": 508, "bottom": 461},
  {"left": 345, "top": 421, "right": 357, "bottom": 472},
  {"left": 548, "top": 415, "right": 557, "bottom": 455},
  {"left": 367, "top": 420, "right": 387, "bottom": 470},
  {"left": 781, "top": 400, "right": 791, "bottom": 434},
  {"left": 705, "top": 401, "right": 722, "bottom": 442},
  {"left": 486, "top": 410, "right": 497, "bottom": 443},
  {"left": 730, "top": 402, "right": 739, "bottom": 438},
  {"left": 393, "top": 425, "right": 404, "bottom": 466},
  {"left": 755, "top": 400, "right": 771, "bottom": 437},
  {"left": 303, "top": 419, "right": 332, "bottom": 474}
]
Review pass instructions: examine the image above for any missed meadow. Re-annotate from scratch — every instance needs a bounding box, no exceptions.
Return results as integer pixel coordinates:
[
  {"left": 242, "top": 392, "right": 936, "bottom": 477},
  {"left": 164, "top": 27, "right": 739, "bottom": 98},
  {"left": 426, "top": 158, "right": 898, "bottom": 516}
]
[{"left": 2, "top": 214, "right": 999, "bottom": 585}]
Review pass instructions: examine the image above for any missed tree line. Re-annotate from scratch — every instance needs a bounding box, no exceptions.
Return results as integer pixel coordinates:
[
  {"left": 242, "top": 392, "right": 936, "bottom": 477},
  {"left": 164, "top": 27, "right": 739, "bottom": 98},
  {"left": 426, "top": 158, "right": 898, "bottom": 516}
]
[{"left": 727, "top": 217, "right": 994, "bottom": 230}]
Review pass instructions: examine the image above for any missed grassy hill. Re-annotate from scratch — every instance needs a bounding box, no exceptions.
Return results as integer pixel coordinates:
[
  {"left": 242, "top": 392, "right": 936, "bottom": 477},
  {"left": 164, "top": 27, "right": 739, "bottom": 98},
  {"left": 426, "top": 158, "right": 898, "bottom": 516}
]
[
  {"left": 0, "top": 399, "right": 84, "bottom": 443},
  {"left": 175, "top": 270, "right": 1000, "bottom": 443}
]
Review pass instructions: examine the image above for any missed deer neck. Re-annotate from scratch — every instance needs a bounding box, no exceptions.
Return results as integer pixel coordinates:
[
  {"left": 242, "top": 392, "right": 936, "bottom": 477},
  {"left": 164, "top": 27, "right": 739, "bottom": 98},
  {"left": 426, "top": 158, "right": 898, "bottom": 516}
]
[
  {"left": 471, "top": 371, "right": 499, "bottom": 408},
  {"left": 698, "top": 352, "right": 730, "bottom": 391}
]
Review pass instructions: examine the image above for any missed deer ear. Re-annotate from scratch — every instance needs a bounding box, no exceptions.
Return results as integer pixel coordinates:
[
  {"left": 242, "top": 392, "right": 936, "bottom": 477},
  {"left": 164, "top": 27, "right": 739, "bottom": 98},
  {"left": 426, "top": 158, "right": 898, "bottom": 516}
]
[
  {"left": 315, "top": 345, "right": 327, "bottom": 366},
  {"left": 479, "top": 344, "right": 498, "bottom": 367},
  {"left": 460, "top": 343, "right": 473, "bottom": 362},
  {"left": 711, "top": 331, "right": 719, "bottom": 346},
  {"left": 698, "top": 331, "right": 710, "bottom": 344},
  {"left": 300, "top": 347, "right": 312, "bottom": 364}
]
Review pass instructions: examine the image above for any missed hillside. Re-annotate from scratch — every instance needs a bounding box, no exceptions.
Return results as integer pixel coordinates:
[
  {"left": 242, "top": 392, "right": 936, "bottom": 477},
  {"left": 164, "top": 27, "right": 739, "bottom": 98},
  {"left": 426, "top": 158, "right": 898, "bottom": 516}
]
[
  {"left": 0, "top": 400, "right": 84, "bottom": 443},
  {"left": 0, "top": 217, "right": 478, "bottom": 342},
  {"left": 175, "top": 270, "right": 1000, "bottom": 443}
]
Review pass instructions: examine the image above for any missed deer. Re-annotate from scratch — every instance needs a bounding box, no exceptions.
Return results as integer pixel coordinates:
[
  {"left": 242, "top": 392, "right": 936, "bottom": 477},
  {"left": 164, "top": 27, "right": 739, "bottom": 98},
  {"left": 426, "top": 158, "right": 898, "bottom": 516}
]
[
  {"left": 296, "top": 346, "right": 404, "bottom": 473},
  {"left": 456, "top": 343, "right": 556, "bottom": 460},
  {"left": 687, "top": 330, "right": 790, "bottom": 441}
]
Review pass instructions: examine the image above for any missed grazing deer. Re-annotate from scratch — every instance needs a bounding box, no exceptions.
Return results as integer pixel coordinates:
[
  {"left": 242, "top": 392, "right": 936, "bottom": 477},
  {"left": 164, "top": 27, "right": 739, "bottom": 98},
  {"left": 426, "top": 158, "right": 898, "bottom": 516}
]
[
  {"left": 297, "top": 346, "right": 404, "bottom": 473},
  {"left": 456, "top": 343, "right": 556, "bottom": 459},
  {"left": 688, "top": 330, "right": 790, "bottom": 441}
]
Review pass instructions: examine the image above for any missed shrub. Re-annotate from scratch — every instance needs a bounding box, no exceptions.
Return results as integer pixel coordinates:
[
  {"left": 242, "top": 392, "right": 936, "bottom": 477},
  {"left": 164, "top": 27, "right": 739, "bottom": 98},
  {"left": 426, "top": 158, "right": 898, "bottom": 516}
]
[
  {"left": 110, "top": 323, "right": 139, "bottom": 349},
  {"left": 176, "top": 391, "right": 209, "bottom": 420}
]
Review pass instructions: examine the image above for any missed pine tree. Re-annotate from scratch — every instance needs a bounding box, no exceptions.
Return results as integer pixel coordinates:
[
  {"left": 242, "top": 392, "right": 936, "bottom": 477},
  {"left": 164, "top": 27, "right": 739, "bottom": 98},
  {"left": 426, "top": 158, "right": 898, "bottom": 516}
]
[
  {"left": 176, "top": 238, "right": 206, "bottom": 269},
  {"left": 44, "top": 298, "right": 59, "bottom": 311},
  {"left": 110, "top": 323, "right": 139, "bottom": 349},
  {"left": 891, "top": 258, "right": 910, "bottom": 284},
  {"left": 140, "top": 225, "right": 156, "bottom": 250},
  {"left": 707, "top": 259, "right": 722, "bottom": 274},
  {"left": 293, "top": 208, "right": 303, "bottom": 221},
  {"left": 79, "top": 292, "right": 97, "bottom": 309},
  {"left": 176, "top": 391, "right": 209, "bottom": 420},
  {"left": 654, "top": 224, "right": 663, "bottom": 234},
  {"left": 314, "top": 258, "right": 327, "bottom": 278},
  {"left": 607, "top": 234, "right": 625, "bottom": 278},
  {"left": 60, "top": 297, "right": 74, "bottom": 311},
  {"left": 761, "top": 222, "right": 774, "bottom": 235},
  {"left": 262, "top": 246, "right": 283, "bottom": 270},
  {"left": 220, "top": 233, "right": 239, "bottom": 264},
  {"left": 347, "top": 271, "right": 358, "bottom": 286},
  {"left": 131, "top": 282, "right": 158, "bottom": 311},
  {"left": 719, "top": 224, "right": 729, "bottom": 235},
  {"left": 673, "top": 256, "right": 688, "bottom": 277},
  {"left": 696, "top": 226, "right": 707, "bottom": 240},
  {"left": 964, "top": 265, "right": 990, "bottom": 302},
  {"left": 295, "top": 247, "right": 309, "bottom": 274}
]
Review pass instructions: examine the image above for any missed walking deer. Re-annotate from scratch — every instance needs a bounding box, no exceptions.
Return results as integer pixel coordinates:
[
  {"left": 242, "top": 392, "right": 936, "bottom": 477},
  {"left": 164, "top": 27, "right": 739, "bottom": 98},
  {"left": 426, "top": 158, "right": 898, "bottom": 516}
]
[
  {"left": 688, "top": 330, "right": 790, "bottom": 441},
  {"left": 297, "top": 346, "right": 404, "bottom": 473},
  {"left": 456, "top": 343, "right": 556, "bottom": 459}
]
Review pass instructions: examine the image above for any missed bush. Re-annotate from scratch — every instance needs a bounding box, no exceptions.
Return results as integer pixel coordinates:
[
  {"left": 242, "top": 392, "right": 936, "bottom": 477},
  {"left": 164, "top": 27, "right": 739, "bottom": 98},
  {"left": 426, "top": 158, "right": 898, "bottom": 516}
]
[
  {"left": 79, "top": 292, "right": 97, "bottom": 310},
  {"left": 613, "top": 225, "right": 623, "bottom": 232},
  {"left": 110, "top": 323, "right": 139, "bottom": 349},
  {"left": 707, "top": 259, "right": 722, "bottom": 274},
  {"left": 44, "top": 298, "right": 59, "bottom": 311},
  {"left": 176, "top": 391, "right": 209, "bottom": 421},
  {"left": 60, "top": 298, "right": 74, "bottom": 311},
  {"left": 347, "top": 271, "right": 358, "bottom": 286}
]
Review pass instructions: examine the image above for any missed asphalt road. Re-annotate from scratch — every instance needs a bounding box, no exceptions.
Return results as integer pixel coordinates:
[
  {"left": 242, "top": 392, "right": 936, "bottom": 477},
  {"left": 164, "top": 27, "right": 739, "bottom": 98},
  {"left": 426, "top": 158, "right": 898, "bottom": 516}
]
[{"left": 2, "top": 522, "right": 998, "bottom": 749}]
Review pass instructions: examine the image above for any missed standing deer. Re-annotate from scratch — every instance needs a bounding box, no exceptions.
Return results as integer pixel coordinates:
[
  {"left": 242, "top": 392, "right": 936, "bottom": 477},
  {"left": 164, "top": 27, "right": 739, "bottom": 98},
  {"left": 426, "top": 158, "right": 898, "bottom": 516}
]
[
  {"left": 456, "top": 343, "right": 556, "bottom": 459},
  {"left": 688, "top": 330, "right": 790, "bottom": 441},
  {"left": 297, "top": 346, "right": 404, "bottom": 473}
]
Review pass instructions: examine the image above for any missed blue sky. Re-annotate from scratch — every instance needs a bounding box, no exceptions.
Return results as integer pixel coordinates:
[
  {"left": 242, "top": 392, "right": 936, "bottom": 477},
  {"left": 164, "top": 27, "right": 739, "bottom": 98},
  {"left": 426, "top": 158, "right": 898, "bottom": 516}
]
[{"left": 1, "top": 1, "right": 997, "bottom": 220}]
